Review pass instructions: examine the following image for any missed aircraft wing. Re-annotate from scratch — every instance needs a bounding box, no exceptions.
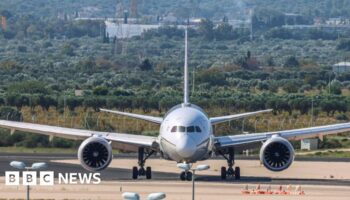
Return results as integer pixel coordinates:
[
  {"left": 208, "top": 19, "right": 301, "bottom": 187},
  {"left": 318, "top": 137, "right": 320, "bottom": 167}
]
[
  {"left": 0, "top": 120, "right": 158, "bottom": 150},
  {"left": 100, "top": 108, "right": 163, "bottom": 124},
  {"left": 210, "top": 109, "right": 272, "bottom": 125},
  {"left": 215, "top": 122, "right": 350, "bottom": 149}
]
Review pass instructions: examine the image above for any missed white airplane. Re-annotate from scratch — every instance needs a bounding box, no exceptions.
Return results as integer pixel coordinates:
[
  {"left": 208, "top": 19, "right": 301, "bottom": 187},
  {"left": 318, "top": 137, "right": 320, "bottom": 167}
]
[{"left": 1, "top": 29, "right": 350, "bottom": 181}]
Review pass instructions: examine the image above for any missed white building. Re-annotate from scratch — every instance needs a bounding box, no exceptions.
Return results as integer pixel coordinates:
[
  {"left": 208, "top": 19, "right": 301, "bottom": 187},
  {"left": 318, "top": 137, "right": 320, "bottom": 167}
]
[
  {"left": 333, "top": 62, "right": 350, "bottom": 73},
  {"left": 301, "top": 138, "right": 319, "bottom": 150},
  {"left": 105, "top": 21, "right": 188, "bottom": 39},
  {"left": 326, "top": 18, "right": 343, "bottom": 25},
  {"left": 105, "top": 21, "right": 160, "bottom": 39}
]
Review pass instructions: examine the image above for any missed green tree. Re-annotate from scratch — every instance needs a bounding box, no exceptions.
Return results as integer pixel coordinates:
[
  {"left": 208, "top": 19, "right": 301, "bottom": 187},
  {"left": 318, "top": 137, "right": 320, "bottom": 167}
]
[
  {"left": 61, "top": 43, "right": 75, "bottom": 56},
  {"left": 337, "top": 39, "right": 350, "bottom": 51},
  {"left": 7, "top": 81, "right": 49, "bottom": 95},
  {"left": 198, "top": 19, "right": 214, "bottom": 40},
  {"left": 0, "top": 107, "right": 21, "bottom": 121},
  {"left": 284, "top": 56, "right": 300, "bottom": 68},
  {"left": 329, "top": 80, "right": 342, "bottom": 95},
  {"left": 197, "top": 68, "right": 226, "bottom": 86},
  {"left": 139, "top": 59, "right": 153, "bottom": 71},
  {"left": 0, "top": 10, "right": 12, "bottom": 18},
  {"left": 215, "top": 23, "right": 234, "bottom": 40},
  {"left": 93, "top": 86, "right": 109, "bottom": 96}
]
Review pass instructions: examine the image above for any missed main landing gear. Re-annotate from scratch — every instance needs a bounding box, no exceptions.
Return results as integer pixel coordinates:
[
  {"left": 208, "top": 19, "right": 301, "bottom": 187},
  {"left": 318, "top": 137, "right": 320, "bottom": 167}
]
[
  {"left": 218, "top": 147, "right": 240, "bottom": 180},
  {"left": 132, "top": 147, "right": 155, "bottom": 180}
]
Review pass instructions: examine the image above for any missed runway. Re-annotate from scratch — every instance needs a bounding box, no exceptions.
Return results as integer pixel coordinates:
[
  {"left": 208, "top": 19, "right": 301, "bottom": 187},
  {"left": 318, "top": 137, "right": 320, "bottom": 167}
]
[
  {"left": 1, "top": 153, "right": 350, "bottom": 200},
  {"left": 0, "top": 153, "right": 176, "bottom": 181},
  {"left": 0, "top": 153, "right": 349, "bottom": 186}
]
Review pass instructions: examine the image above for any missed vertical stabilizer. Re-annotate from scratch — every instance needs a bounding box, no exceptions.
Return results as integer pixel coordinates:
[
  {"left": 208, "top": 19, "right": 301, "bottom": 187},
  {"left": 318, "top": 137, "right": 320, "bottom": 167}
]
[{"left": 184, "top": 28, "right": 189, "bottom": 104}]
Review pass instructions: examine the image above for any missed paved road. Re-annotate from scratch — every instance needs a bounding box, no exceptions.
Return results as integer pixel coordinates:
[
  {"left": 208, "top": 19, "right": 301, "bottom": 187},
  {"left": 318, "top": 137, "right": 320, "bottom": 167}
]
[{"left": 0, "top": 153, "right": 349, "bottom": 186}]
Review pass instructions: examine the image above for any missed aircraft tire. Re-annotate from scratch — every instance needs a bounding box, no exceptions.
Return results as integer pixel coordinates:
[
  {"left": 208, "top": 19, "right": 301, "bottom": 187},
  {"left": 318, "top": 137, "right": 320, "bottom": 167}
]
[
  {"left": 235, "top": 167, "right": 240, "bottom": 180},
  {"left": 221, "top": 167, "right": 227, "bottom": 180},
  {"left": 132, "top": 166, "right": 138, "bottom": 179},
  {"left": 186, "top": 172, "right": 193, "bottom": 181},
  {"left": 146, "top": 167, "right": 152, "bottom": 179},
  {"left": 180, "top": 171, "right": 186, "bottom": 181}
]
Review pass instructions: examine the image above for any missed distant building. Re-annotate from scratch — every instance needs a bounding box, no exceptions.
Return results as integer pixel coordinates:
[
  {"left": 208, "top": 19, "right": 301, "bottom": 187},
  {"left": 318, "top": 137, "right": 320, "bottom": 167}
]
[
  {"left": 301, "top": 138, "right": 319, "bottom": 150},
  {"left": 326, "top": 18, "right": 343, "bottom": 25},
  {"left": 105, "top": 21, "right": 188, "bottom": 39},
  {"left": 333, "top": 62, "right": 350, "bottom": 73},
  {"left": 284, "top": 13, "right": 302, "bottom": 25},
  {"left": 326, "top": 17, "right": 350, "bottom": 25},
  {"left": 162, "top": 13, "right": 178, "bottom": 24},
  {"left": 75, "top": 90, "right": 84, "bottom": 96},
  {"left": 105, "top": 21, "right": 160, "bottom": 39},
  {"left": 188, "top": 18, "right": 204, "bottom": 25},
  {"left": 227, "top": 19, "right": 248, "bottom": 28}
]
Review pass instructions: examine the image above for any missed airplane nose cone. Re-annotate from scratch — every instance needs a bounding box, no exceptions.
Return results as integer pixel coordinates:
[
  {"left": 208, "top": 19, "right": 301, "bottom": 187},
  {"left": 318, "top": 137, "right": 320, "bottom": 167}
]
[{"left": 176, "top": 135, "right": 197, "bottom": 158}]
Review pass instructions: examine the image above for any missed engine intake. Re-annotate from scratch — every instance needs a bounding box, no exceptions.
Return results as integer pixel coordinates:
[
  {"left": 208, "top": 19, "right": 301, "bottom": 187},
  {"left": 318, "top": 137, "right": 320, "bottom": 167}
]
[
  {"left": 78, "top": 137, "right": 113, "bottom": 171},
  {"left": 259, "top": 136, "right": 294, "bottom": 172}
]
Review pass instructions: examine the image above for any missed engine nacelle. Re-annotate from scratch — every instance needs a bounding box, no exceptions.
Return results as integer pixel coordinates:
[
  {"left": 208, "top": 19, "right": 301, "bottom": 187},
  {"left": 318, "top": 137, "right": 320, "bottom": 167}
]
[
  {"left": 259, "top": 136, "right": 295, "bottom": 172},
  {"left": 78, "top": 136, "right": 113, "bottom": 171}
]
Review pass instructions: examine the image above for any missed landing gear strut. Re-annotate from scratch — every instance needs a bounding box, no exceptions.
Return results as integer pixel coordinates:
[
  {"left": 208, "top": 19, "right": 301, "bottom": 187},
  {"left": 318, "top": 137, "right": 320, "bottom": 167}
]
[
  {"left": 132, "top": 147, "right": 155, "bottom": 180},
  {"left": 218, "top": 147, "right": 240, "bottom": 180}
]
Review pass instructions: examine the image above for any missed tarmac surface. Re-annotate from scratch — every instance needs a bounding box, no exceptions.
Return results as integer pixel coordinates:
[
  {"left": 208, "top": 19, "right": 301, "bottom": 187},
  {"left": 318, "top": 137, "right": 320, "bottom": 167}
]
[
  {"left": 1, "top": 153, "right": 350, "bottom": 199},
  {"left": 0, "top": 153, "right": 350, "bottom": 185}
]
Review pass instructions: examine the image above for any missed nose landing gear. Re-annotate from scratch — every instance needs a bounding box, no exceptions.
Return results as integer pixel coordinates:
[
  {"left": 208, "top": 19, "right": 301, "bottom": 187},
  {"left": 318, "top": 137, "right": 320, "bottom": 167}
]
[
  {"left": 132, "top": 147, "right": 155, "bottom": 180},
  {"left": 180, "top": 171, "right": 192, "bottom": 181},
  {"left": 218, "top": 147, "right": 241, "bottom": 180}
]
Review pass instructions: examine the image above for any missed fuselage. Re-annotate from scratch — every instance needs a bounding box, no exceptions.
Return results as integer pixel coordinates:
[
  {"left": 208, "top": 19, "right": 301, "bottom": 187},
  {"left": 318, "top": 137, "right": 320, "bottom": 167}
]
[{"left": 158, "top": 103, "right": 214, "bottom": 163}]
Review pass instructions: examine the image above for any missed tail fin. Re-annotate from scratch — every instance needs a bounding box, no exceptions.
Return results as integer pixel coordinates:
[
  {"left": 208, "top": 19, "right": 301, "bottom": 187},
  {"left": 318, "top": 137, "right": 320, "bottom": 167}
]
[{"left": 184, "top": 27, "right": 189, "bottom": 104}]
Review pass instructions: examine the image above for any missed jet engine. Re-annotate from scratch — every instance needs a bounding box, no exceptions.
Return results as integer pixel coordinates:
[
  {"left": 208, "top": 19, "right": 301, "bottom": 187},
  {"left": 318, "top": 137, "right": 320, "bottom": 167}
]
[
  {"left": 78, "top": 136, "right": 113, "bottom": 171},
  {"left": 259, "top": 136, "right": 294, "bottom": 172}
]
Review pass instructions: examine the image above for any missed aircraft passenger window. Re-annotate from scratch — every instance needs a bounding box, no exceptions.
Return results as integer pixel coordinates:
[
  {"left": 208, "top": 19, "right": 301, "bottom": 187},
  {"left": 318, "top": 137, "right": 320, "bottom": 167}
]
[
  {"left": 178, "top": 126, "right": 186, "bottom": 132},
  {"left": 196, "top": 126, "right": 202, "bottom": 132},
  {"left": 187, "top": 126, "right": 195, "bottom": 132},
  {"left": 171, "top": 126, "right": 177, "bottom": 132}
]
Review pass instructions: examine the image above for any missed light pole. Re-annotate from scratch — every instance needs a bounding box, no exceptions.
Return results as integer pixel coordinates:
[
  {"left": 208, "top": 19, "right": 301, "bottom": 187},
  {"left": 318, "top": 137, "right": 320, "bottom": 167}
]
[
  {"left": 10, "top": 161, "right": 48, "bottom": 200},
  {"left": 177, "top": 163, "right": 210, "bottom": 200},
  {"left": 311, "top": 96, "right": 314, "bottom": 126},
  {"left": 122, "top": 192, "right": 166, "bottom": 200}
]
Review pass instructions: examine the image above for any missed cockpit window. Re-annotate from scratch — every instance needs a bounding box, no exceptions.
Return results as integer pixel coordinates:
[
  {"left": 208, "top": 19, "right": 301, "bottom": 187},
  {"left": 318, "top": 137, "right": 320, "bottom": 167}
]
[
  {"left": 187, "top": 126, "right": 195, "bottom": 132},
  {"left": 178, "top": 126, "right": 186, "bottom": 132},
  {"left": 171, "top": 125, "right": 202, "bottom": 133}
]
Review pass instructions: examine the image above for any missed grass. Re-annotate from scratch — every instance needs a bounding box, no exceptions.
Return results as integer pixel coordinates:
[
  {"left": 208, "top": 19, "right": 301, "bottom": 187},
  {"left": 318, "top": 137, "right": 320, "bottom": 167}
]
[{"left": 303, "top": 150, "right": 350, "bottom": 158}]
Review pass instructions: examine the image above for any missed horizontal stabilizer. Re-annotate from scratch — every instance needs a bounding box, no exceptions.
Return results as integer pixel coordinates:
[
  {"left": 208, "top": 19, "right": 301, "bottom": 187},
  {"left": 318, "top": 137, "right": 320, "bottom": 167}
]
[
  {"left": 100, "top": 108, "right": 163, "bottom": 124},
  {"left": 210, "top": 109, "right": 272, "bottom": 125}
]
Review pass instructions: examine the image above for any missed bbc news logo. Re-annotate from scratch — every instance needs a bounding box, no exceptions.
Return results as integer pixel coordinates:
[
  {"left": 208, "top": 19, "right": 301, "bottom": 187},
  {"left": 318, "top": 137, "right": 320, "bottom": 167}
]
[{"left": 5, "top": 171, "right": 101, "bottom": 185}]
